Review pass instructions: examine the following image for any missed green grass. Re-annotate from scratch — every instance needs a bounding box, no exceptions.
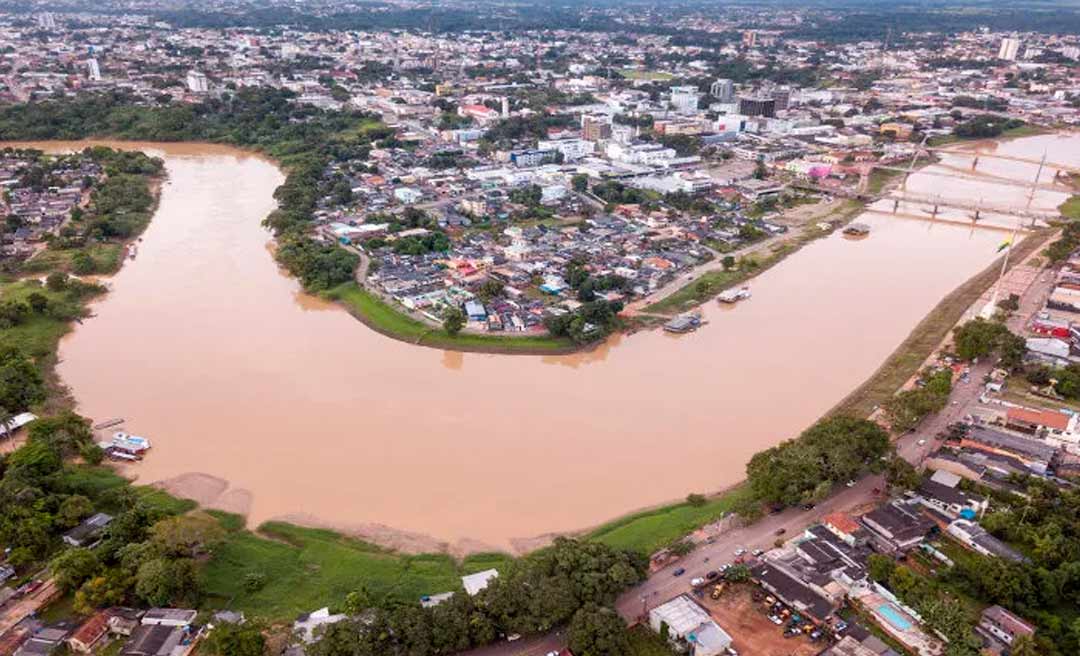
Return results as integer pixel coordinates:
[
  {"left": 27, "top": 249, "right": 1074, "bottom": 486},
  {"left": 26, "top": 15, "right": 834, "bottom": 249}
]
[
  {"left": 627, "top": 626, "right": 678, "bottom": 656},
  {"left": 588, "top": 484, "right": 754, "bottom": 555},
  {"left": 19, "top": 243, "right": 125, "bottom": 276},
  {"left": 59, "top": 465, "right": 197, "bottom": 516},
  {"left": 324, "top": 282, "right": 575, "bottom": 353},
  {"left": 1059, "top": 195, "right": 1080, "bottom": 220},
  {"left": 617, "top": 69, "right": 675, "bottom": 81},
  {"left": 201, "top": 521, "right": 513, "bottom": 621}
]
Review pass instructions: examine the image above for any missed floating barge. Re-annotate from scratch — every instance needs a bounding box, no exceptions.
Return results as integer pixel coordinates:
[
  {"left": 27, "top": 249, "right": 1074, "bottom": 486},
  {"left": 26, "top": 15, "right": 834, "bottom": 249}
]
[
  {"left": 98, "top": 431, "right": 152, "bottom": 462},
  {"left": 718, "top": 287, "right": 752, "bottom": 304},
  {"left": 663, "top": 313, "right": 703, "bottom": 333}
]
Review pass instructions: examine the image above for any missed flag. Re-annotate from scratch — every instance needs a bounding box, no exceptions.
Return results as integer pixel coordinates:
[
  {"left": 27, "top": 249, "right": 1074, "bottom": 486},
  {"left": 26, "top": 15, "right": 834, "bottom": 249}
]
[{"left": 997, "top": 239, "right": 1012, "bottom": 253}]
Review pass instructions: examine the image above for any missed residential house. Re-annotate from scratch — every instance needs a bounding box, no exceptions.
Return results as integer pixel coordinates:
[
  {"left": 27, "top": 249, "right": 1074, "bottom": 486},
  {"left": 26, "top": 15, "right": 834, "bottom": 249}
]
[
  {"left": 69, "top": 611, "right": 112, "bottom": 653},
  {"left": 461, "top": 569, "right": 498, "bottom": 596},
  {"left": 859, "top": 501, "right": 935, "bottom": 554},
  {"left": 947, "top": 520, "right": 1028, "bottom": 563},
  {"left": 294, "top": 608, "right": 347, "bottom": 644},
  {"left": 977, "top": 605, "right": 1035, "bottom": 648},
  {"left": 141, "top": 609, "right": 197, "bottom": 627},
  {"left": 63, "top": 513, "right": 113, "bottom": 547}
]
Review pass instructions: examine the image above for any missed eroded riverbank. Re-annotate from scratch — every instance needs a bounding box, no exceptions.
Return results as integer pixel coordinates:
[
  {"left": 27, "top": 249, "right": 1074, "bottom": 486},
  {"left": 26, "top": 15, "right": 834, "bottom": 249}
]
[{"left": 23, "top": 134, "right": 1078, "bottom": 555}]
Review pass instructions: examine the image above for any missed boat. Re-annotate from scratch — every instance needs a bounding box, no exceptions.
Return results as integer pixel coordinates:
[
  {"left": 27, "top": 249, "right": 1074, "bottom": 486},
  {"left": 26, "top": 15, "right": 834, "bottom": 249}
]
[
  {"left": 718, "top": 287, "right": 752, "bottom": 304},
  {"left": 663, "top": 313, "right": 702, "bottom": 333},
  {"left": 842, "top": 222, "right": 871, "bottom": 236},
  {"left": 93, "top": 418, "right": 124, "bottom": 430},
  {"left": 110, "top": 431, "right": 151, "bottom": 453}
]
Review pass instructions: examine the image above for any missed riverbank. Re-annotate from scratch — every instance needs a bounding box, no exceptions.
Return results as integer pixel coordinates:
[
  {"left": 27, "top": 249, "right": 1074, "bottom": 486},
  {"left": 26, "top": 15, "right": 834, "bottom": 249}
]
[{"left": 324, "top": 282, "right": 583, "bottom": 355}]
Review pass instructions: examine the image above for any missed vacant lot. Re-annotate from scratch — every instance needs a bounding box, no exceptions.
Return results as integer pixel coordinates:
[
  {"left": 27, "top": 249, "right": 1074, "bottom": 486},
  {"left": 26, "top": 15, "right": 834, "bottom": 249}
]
[{"left": 699, "top": 585, "right": 820, "bottom": 656}]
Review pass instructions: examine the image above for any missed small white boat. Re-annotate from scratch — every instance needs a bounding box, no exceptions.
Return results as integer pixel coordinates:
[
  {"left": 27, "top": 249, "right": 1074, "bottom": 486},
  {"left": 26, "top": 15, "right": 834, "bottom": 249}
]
[{"left": 718, "top": 287, "right": 752, "bottom": 304}]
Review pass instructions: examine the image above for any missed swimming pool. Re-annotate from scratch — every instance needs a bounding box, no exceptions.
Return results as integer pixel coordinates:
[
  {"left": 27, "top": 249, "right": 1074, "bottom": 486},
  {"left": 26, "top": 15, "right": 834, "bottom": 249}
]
[{"left": 878, "top": 604, "right": 914, "bottom": 632}]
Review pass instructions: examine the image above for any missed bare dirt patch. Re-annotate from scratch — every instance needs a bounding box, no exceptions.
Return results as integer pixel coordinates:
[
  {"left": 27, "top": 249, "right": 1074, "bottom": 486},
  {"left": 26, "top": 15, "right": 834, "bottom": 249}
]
[{"left": 698, "top": 585, "right": 821, "bottom": 656}]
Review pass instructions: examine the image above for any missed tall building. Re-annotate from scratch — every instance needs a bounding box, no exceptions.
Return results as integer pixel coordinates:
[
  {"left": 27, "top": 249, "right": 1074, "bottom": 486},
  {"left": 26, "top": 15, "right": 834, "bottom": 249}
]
[
  {"left": 186, "top": 70, "right": 209, "bottom": 94},
  {"left": 710, "top": 78, "right": 735, "bottom": 102},
  {"left": 738, "top": 95, "right": 776, "bottom": 118},
  {"left": 742, "top": 30, "right": 757, "bottom": 48},
  {"left": 581, "top": 114, "right": 612, "bottom": 142},
  {"left": 772, "top": 86, "right": 791, "bottom": 111},
  {"left": 37, "top": 12, "right": 56, "bottom": 30},
  {"left": 669, "top": 85, "right": 701, "bottom": 114},
  {"left": 997, "top": 37, "right": 1021, "bottom": 61},
  {"left": 86, "top": 58, "right": 101, "bottom": 82}
]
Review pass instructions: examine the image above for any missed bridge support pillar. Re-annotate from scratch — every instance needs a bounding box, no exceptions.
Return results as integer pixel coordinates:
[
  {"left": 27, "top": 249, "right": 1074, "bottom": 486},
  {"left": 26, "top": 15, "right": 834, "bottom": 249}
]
[
  {"left": 971, "top": 156, "right": 979, "bottom": 171},
  {"left": 892, "top": 199, "right": 900, "bottom": 213},
  {"left": 974, "top": 209, "right": 981, "bottom": 222},
  {"left": 931, "top": 204, "right": 939, "bottom": 219}
]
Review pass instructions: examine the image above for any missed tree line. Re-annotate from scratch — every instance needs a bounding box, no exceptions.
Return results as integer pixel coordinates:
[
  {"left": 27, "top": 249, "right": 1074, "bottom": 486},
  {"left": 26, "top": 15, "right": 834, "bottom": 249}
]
[{"left": 309, "top": 537, "right": 647, "bottom": 656}]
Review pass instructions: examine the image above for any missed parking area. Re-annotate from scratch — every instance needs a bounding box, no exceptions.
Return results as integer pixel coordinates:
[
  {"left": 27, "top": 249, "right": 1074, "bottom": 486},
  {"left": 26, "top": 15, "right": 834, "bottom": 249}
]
[{"left": 697, "top": 585, "right": 822, "bottom": 656}]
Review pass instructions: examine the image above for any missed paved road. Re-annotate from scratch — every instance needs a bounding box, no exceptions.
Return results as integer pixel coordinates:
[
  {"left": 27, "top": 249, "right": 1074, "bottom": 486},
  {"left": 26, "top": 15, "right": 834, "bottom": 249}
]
[{"left": 612, "top": 476, "right": 883, "bottom": 622}]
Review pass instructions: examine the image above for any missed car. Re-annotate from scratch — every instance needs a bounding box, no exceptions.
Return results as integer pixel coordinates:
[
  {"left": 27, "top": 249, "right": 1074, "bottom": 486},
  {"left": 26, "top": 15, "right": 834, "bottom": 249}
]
[
  {"left": 802, "top": 503, "right": 815, "bottom": 510},
  {"left": 752, "top": 549, "right": 764, "bottom": 557},
  {"left": 673, "top": 567, "right": 686, "bottom": 576},
  {"left": 506, "top": 634, "right": 521, "bottom": 642},
  {"left": 917, "top": 439, "right": 927, "bottom": 446},
  {"left": 775, "top": 528, "right": 787, "bottom": 536},
  {"left": 547, "top": 652, "right": 561, "bottom": 656},
  {"left": 706, "top": 571, "right": 719, "bottom": 580},
  {"left": 721, "top": 563, "right": 732, "bottom": 572},
  {"left": 768, "top": 615, "right": 783, "bottom": 625},
  {"left": 725, "top": 648, "right": 739, "bottom": 656},
  {"left": 691, "top": 577, "right": 705, "bottom": 587},
  {"left": 846, "top": 480, "right": 856, "bottom": 487},
  {"left": 734, "top": 547, "right": 747, "bottom": 556}
]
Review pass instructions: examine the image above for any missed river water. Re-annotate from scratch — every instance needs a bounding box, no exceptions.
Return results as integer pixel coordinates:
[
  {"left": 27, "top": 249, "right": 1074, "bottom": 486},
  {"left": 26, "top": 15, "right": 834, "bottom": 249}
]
[{"left": 29, "top": 134, "right": 1077, "bottom": 553}]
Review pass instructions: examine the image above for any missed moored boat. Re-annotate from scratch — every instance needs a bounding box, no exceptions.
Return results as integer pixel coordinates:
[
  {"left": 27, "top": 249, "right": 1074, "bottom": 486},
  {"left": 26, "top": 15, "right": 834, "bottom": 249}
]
[
  {"left": 718, "top": 287, "right": 752, "bottom": 304},
  {"left": 663, "top": 313, "right": 702, "bottom": 333}
]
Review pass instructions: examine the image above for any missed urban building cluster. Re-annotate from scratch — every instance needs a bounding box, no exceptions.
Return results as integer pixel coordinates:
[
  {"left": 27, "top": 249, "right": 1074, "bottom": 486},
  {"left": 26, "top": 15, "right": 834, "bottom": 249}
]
[
  {"left": 0, "top": 151, "right": 98, "bottom": 262},
  {"left": 2, "top": 11, "right": 1078, "bottom": 331}
]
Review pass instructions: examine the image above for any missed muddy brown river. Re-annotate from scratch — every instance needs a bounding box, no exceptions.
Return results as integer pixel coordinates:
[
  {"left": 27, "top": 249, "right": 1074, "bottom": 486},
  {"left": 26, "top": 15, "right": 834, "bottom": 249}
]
[{"left": 28, "top": 134, "right": 1078, "bottom": 553}]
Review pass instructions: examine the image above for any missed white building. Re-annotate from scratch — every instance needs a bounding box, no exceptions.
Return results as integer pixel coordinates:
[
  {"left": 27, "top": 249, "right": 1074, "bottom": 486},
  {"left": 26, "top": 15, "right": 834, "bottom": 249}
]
[
  {"left": 537, "top": 138, "right": 595, "bottom": 162},
  {"left": 710, "top": 78, "right": 735, "bottom": 102},
  {"left": 670, "top": 86, "right": 701, "bottom": 114},
  {"left": 649, "top": 595, "right": 732, "bottom": 656},
  {"left": 461, "top": 569, "right": 499, "bottom": 596},
  {"left": 998, "top": 37, "right": 1021, "bottom": 61},
  {"left": 86, "top": 58, "right": 101, "bottom": 82},
  {"left": 186, "top": 70, "right": 209, "bottom": 93}
]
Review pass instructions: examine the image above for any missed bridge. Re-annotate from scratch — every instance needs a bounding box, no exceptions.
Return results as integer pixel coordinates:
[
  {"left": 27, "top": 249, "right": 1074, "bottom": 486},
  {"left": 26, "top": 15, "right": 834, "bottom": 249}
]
[
  {"left": 922, "top": 147, "right": 1080, "bottom": 177},
  {"left": 879, "top": 191, "right": 1056, "bottom": 224}
]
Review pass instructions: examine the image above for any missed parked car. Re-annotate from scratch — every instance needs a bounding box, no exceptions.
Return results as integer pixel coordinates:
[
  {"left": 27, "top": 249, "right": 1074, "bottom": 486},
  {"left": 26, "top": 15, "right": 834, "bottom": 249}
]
[
  {"left": 775, "top": 528, "right": 787, "bottom": 536},
  {"left": 691, "top": 577, "right": 705, "bottom": 587},
  {"left": 673, "top": 568, "right": 686, "bottom": 576},
  {"left": 705, "top": 570, "right": 719, "bottom": 580},
  {"left": 507, "top": 634, "right": 521, "bottom": 642},
  {"left": 734, "top": 547, "right": 747, "bottom": 556},
  {"left": 768, "top": 615, "right": 783, "bottom": 625},
  {"left": 752, "top": 549, "right": 764, "bottom": 557}
]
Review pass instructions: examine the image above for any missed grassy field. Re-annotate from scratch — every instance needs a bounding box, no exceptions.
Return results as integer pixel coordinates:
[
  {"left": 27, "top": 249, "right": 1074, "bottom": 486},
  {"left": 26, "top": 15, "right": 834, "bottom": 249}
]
[
  {"left": 19, "top": 243, "right": 125, "bottom": 276},
  {"left": 201, "top": 520, "right": 513, "bottom": 620},
  {"left": 59, "top": 465, "right": 198, "bottom": 516},
  {"left": 627, "top": 626, "right": 679, "bottom": 655},
  {"left": 324, "top": 282, "right": 576, "bottom": 353},
  {"left": 588, "top": 485, "right": 754, "bottom": 555},
  {"left": 1060, "top": 195, "right": 1080, "bottom": 221},
  {"left": 617, "top": 69, "right": 675, "bottom": 81},
  {"left": 831, "top": 229, "right": 1052, "bottom": 419}
]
